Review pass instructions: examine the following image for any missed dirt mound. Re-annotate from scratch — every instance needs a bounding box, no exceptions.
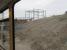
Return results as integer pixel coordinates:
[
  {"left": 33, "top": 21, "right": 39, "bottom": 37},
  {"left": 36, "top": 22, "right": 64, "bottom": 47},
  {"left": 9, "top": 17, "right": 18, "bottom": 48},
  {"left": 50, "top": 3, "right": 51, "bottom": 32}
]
[{"left": 15, "top": 14, "right": 67, "bottom": 50}]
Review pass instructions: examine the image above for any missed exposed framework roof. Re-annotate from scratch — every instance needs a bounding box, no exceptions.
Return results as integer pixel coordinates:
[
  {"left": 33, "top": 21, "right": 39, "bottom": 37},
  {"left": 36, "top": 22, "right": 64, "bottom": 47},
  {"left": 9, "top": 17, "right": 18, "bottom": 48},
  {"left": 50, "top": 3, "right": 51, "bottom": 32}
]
[{"left": 0, "top": 0, "right": 20, "bottom": 13}]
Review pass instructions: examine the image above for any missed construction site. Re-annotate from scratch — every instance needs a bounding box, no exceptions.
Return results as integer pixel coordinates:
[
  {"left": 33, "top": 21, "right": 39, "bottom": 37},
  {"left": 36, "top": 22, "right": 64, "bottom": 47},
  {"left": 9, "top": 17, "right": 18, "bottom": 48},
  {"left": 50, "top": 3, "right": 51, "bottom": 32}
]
[{"left": 0, "top": 0, "right": 67, "bottom": 50}]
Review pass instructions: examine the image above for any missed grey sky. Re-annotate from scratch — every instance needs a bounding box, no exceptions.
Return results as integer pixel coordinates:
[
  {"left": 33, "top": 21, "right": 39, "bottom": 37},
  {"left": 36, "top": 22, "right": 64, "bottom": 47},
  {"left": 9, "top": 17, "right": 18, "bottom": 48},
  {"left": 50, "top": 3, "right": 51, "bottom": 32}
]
[
  {"left": 14, "top": 0, "right": 67, "bottom": 18},
  {"left": 0, "top": 0, "right": 67, "bottom": 19}
]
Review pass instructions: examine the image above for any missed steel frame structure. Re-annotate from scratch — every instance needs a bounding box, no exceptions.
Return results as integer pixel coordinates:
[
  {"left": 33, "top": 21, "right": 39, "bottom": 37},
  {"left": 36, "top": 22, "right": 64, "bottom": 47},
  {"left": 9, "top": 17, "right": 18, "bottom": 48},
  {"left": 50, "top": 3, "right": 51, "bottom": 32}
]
[{"left": 25, "top": 9, "right": 46, "bottom": 20}]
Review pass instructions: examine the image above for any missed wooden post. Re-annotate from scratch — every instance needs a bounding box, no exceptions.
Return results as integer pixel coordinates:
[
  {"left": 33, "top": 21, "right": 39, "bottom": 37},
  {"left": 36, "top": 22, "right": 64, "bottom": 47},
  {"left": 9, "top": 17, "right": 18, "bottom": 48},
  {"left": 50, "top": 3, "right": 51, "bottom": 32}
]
[{"left": 8, "top": 2, "right": 15, "bottom": 50}]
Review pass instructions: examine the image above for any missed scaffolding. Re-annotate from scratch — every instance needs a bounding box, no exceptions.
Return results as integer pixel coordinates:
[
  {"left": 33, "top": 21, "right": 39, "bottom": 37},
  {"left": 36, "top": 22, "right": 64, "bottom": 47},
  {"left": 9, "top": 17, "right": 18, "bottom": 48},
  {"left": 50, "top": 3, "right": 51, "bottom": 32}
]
[{"left": 25, "top": 9, "right": 46, "bottom": 20}]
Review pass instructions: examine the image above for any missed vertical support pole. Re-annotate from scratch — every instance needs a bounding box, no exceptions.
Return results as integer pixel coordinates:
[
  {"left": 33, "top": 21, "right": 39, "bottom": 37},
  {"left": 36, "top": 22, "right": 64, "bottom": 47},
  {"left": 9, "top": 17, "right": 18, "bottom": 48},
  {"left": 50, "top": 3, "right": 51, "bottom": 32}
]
[
  {"left": 33, "top": 9, "right": 35, "bottom": 20},
  {"left": 45, "top": 10, "right": 46, "bottom": 17},
  {"left": 25, "top": 11, "right": 26, "bottom": 19},
  {"left": 37, "top": 10, "right": 39, "bottom": 19},
  {"left": 43, "top": 10, "right": 44, "bottom": 17},
  {"left": 29, "top": 11, "right": 30, "bottom": 19},
  {"left": 8, "top": 2, "right": 15, "bottom": 50}
]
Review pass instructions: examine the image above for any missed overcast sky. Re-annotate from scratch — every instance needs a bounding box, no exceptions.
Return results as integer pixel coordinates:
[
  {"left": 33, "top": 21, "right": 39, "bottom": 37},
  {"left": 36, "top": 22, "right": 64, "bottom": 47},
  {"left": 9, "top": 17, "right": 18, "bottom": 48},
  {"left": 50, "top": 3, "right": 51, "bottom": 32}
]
[
  {"left": 0, "top": 0, "right": 67, "bottom": 19},
  {"left": 14, "top": 0, "right": 67, "bottom": 18}
]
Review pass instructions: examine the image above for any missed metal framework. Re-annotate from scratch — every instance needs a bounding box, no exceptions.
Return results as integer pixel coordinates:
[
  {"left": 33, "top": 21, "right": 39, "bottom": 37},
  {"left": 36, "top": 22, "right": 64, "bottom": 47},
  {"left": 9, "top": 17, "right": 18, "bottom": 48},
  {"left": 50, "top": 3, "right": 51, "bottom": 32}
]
[
  {"left": 0, "top": 0, "right": 20, "bottom": 50},
  {"left": 25, "top": 9, "right": 46, "bottom": 20},
  {"left": 0, "top": 12, "right": 7, "bottom": 50}
]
